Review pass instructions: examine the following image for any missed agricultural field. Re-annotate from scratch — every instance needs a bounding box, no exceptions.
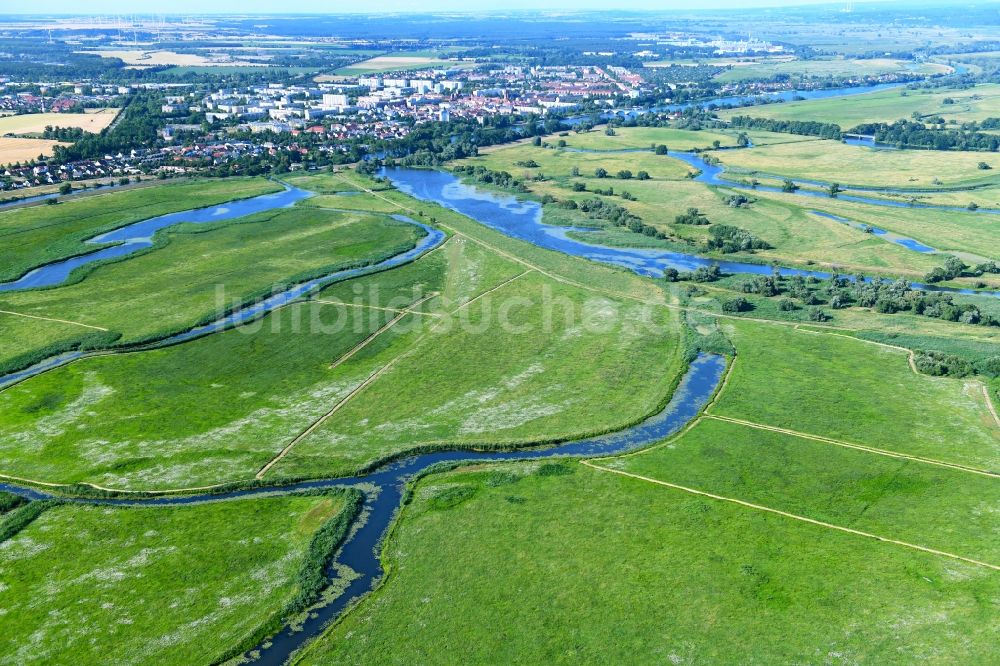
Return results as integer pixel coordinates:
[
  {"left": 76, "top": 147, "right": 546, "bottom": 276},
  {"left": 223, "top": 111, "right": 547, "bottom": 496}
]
[
  {"left": 0, "top": 109, "right": 119, "bottom": 136},
  {"left": 713, "top": 56, "right": 950, "bottom": 83},
  {"left": 0, "top": 137, "right": 67, "bottom": 165},
  {"left": 333, "top": 52, "right": 466, "bottom": 75},
  {"left": 717, "top": 83, "right": 1000, "bottom": 129},
  {"left": 0, "top": 491, "right": 355, "bottom": 664},
  {"left": 84, "top": 49, "right": 263, "bottom": 68}
]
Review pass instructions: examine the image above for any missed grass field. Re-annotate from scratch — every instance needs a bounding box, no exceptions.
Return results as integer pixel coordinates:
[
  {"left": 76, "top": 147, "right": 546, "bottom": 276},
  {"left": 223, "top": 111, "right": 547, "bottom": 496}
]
[
  {"left": 334, "top": 54, "right": 463, "bottom": 75},
  {"left": 714, "top": 57, "right": 950, "bottom": 83},
  {"left": 712, "top": 320, "right": 1000, "bottom": 469},
  {"left": 746, "top": 187, "right": 1000, "bottom": 262},
  {"left": 556, "top": 127, "right": 739, "bottom": 151},
  {"left": 613, "top": 417, "right": 1000, "bottom": 563},
  {"left": 0, "top": 109, "right": 119, "bottom": 136},
  {"left": 711, "top": 138, "right": 1000, "bottom": 189},
  {"left": 0, "top": 492, "right": 352, "bottom": 664},
  {"left": 0, "top": 137, "right": 68, "bottom": 165},
  {"left": 0, "top": 177, "right": 281, "bottom": 283},
  {"left": 717, "top": 83, "right": 1000, "bottom": 129},
  {"left": 0, "top": 169, "right": 681, "bottom": 490},
  {"left": 457, "top": 136, "right": 950, "bottom": 278},
  {"left": 297, "top": 461, "right": 1000, "bottom": 664},
  {"left": 0, "top": 206, "right": 422, "bottom": 372},
  {"left": 275, "top": 263, "right": 680, "bottom": 480}
]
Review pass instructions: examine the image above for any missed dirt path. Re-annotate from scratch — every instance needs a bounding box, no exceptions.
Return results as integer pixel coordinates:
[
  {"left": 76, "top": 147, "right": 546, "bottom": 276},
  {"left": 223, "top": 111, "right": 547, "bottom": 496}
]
[
  {"left": 0, "top": 308, "right": 108, "bottom": 331},
  {"left": 256, "top": 269, "right": 534, "bottom": 480},
  {"left": 327, "top": 292, "right": 438, "bottom": 371},
  {"left": 705, "top": 414, "right": 1000, "bottom": 478},
  {"left": 312, "top": 299, "right": 441, "bottom": 317},
  {"left": 581, "top": 460, "right": 1000, "bottom": 572},
  {"left": 984, "top": 384, "right": 1000, "bottom": 429}
]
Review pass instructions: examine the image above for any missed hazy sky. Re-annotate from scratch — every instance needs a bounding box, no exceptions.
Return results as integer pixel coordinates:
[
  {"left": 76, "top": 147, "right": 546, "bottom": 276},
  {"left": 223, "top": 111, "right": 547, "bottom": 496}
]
[{"left": 5, "top": 0, "right": 886, "bottom": 15}]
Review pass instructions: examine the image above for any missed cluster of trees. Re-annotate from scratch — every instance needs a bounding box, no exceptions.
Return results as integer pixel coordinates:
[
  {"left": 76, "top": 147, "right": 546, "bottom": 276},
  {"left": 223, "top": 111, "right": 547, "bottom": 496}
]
[
  {"left": 727, "top": 193, "right": 754, "bottom": 208},
  {"left": 727, "top": 116, "right": 843, "bottom": 140},
  {"left": 41, "top": 126, "right": 87, "bottom": 142},
  {"left": 52, "top": 93, "right": 164, "bottom": 162},
  {"left": 553, "top": 196, "right": 666, "bottom": 240},
  {"left": 675, "top": 207, "right": 710, "bottom": 225},
  {"left": 914, "top": 350, "right": 1000, "bottom": 378},
  {"left": 924, "top": 256, "right": 999, "bottom": 283},
  {"left": 850, "top": 119, "right": 1000, "bottom": 151},
  {"left": 705, "top": 224, "right": 771, "bottom": 253},
  {"left": 852, "top": 275, "right": 996, "bottom": 327},
  {"left": 452, "top": 165, "right": 528, "bottom": 193}
]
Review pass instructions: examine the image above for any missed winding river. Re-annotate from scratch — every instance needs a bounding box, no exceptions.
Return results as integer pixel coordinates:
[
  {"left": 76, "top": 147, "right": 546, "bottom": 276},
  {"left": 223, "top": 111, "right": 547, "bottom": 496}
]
[
  {"left": 0, "top": 202, "right": 446, "bottom": 389},
  {"left": 0, "top": 351, "right": 725, "bottom": 665},
  {"left": 0, "top": 183, "right": 313, "bottom": 292},
  {"left": 0, "top": 76, "right": 992, "bottom": 664},
  {"left": 381, "top": 167, "right": 1000, "bottom": 300}
]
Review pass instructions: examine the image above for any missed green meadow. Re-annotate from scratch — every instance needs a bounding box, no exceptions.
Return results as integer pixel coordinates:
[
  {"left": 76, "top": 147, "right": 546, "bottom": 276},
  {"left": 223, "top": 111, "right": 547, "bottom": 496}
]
[
  {"left": 711, "top": 138, "right": 1000, "bottom": 189},
  {"left": 0, "top": 177, "right": 281, "bottom": 282},
  {"left": 611, "top": 417, "right": 1000, "bottom": 564},
  {"left": 554, "top": 126, "right": 738, "bottom": 151},
  {"left": 717, "top": 83, "right": 1000, "bottom": 128},
  {"left": 0, "top": 170, "right": 681, "bottom": 490},
  {"left": 713, "top": 320, "right": 1000, "bottom": 469},
  {"left": 0, "top": 492, "right": 353, "bottom": 665},
  {"left": 297, "top": 461, "right": 1000, "bottom": 665},
  {"left": 0, "top": 207, "right": 423, "bottom": 373},
  {"left": 457, "top": 136, "right": 954, "bottom": 278}
]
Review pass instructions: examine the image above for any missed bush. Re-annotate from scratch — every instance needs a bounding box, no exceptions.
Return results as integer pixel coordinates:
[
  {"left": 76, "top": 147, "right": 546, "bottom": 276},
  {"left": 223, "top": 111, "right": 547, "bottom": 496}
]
[
  {"left": 705, "top": 225, "right": 771, "bottom": 253},
  {"left": 915, "top": 351, "right": 974, "bottom": 377},
  {"left": 537, "top": 462, "right": 574, "bottom": 476},
  {"left": 722, "top": 297, "right": 751, "bottom": 313},
  {"left": 675, "top": 207, "right": 710, "bottom": 225},
  {"left": 429, "top": 485, "right": 477, "bottom": 509}
]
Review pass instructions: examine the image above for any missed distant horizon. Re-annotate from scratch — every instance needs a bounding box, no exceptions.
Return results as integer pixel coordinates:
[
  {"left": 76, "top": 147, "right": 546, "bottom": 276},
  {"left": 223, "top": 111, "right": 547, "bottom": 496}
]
[{"left": 0, "top": 0, "right": 922, "bottom": 17}]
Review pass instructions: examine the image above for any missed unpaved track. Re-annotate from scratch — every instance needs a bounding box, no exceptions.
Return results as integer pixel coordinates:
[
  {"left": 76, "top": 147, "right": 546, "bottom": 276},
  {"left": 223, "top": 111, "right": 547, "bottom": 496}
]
[
  {"left": 705, "top": 413, "right": 1000, "bottom": 478},
  {"left": 581, "top": 460, "right": 1000, "bottom": 572},
  {"left": 0, "top": 308, "right": 108, "bottom": 331}
]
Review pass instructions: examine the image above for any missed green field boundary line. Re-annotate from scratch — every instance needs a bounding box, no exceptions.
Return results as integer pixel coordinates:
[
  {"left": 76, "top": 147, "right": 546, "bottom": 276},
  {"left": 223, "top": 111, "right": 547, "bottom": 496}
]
[
  {"left": 984, "top": 384, "right": 1000, "bottom": 429},
  {"left": 0, "top": 470, "right": 233, "bottom": 495},
  {"left": 791, "top": 323, "right": 920, "bottom": 373},
  {"left": 581, "top": 460, "right": 1000, "bottom": 572},
  {"left": 312, "top": 298, "right": 442, "bottom": 317},
  {"left": 0, "top": 308, "right": 109, "bottom": 331},
  {"left": 705, "top": 414, "right": 1000, "bottom": 478},
  {"left": 432, "top": 269, "right": 532, "bottom": 322},
  {"left": 257, "top": 268, "right": 539, "bottom": 480},
  {"left": 328, "top": 292, "right": 439, "bottom": 371}
]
